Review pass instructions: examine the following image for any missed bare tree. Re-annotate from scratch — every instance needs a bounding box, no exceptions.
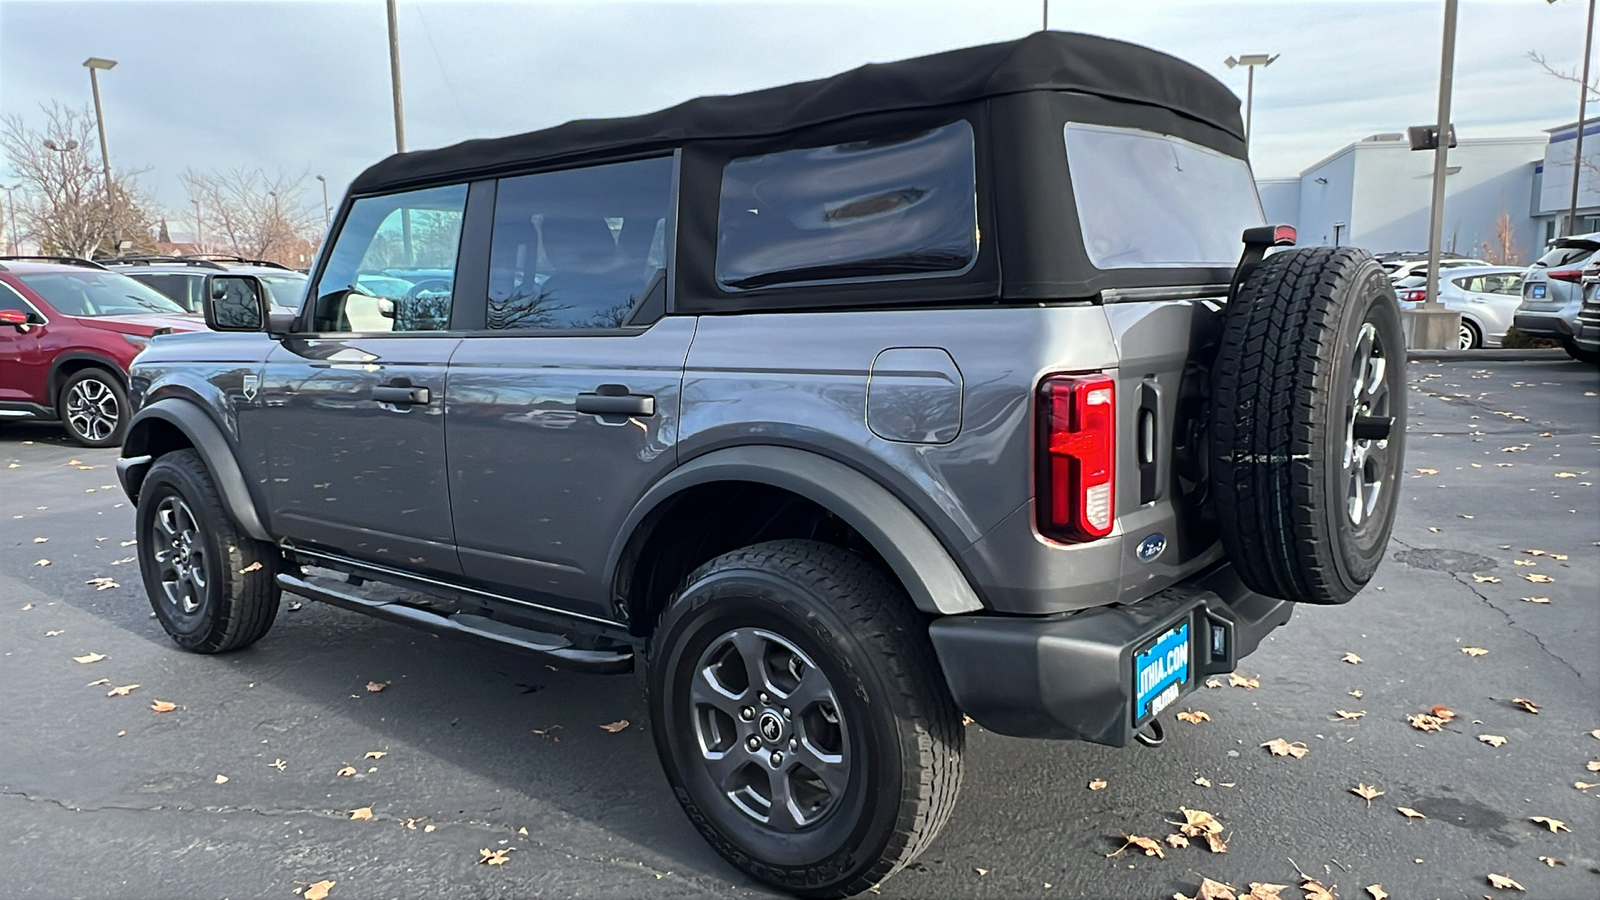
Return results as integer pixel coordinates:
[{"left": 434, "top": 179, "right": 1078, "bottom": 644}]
[
  {"left": 1479, "top": 207, "right": 1523, "bottom": 265},
  {"left": 1530, "top": 49, "right": 1600, "bottom": 179},
  {"left": 180, "top": 167, "right": 318, "bottom": 264},
  {"left": 0, "top": 101, "right": 157, "bottom": 257}
]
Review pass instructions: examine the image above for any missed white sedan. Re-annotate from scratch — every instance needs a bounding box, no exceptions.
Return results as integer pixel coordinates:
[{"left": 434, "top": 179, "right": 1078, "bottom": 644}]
[{"left": 1395, "top": 265, "right": 1527, "bottom": 349}]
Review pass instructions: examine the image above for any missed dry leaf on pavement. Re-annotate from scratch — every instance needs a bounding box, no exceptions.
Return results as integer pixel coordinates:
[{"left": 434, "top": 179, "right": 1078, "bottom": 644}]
[
  {"left": 1588, "top": 729, "right": 1599, "bottom": 740},
  {"left": 1087, "top": 778, "right": 1107, "bottom": 790},
  {"left": 1106, "top": 833, "right": 1164, "bottom": 858},
  {"left": 1351, "top": 783, "right": 1384, "bottom": 806},
  {"left": 336, "top": 766, "right": 357, "bottom": 777},
  {"left": 1415, "top": 467, "right": 1438, "bottom": 474},
  {"left": 214, "top": 774, "right": 228, "bottom": 784},
  {"left": 1588, "top": 759, "right": 1600, "bottom": 772},
  {"left": 73, "top": 652, "right": 106, "bottom": 664},
  {"left": 33, "top": 559, "right": 49, "bottom": 567},
  {"left": 1165, "top": 833, "right": 1190, "bottom": 848},
  {"left": 150, "top": 700, "right": 176, "bottom": 713},
  {"left": 1333, "top": 710, "right": 1365, "bottom": 720},
  {"left": 478, "top": 847, "right": 513, "bottom": 866},
  {"left": 1241, "top": 884, "right": 1289, "bottom": 900},
  {"left": 1524, "top": 573, "right": 1554, "bottom": 584},
  {"left": 1192, "top": 876, "right": 1236, "bottom": 899},
  {"left": 1261, "top": 738, "right": 1308, "bottom": 758},
  {"left": 87, "top": 678, "right": 110, "bottom": 686},
  {"left": 1521, "top": 596, "right": 1551, "bottom": 604},
  {"left": 1461, "top": 647, "right": 1488, "bottom": 657},
  {"left": 600, "top": 720, "right": 630, "bottom": 733},
  {"left": 1397, "top": 806, "right": 1426, "bottom": 820},
  {"left": 1407, "top": 713, "right": 1447, "bottom": 732},
  {"left": 1478, "top": 734, "right": 1508, "bottom": 747},
  {"left": 348, "top": 806, "right": 372, "bottom": 821},
  {"left": 1341, "top": 652, "right": 1362, "bottom": 665},
  {"left": 1366, "top": 886, "right": 1388, "bottom": 900},
  {"left": 106, "top": 684, "right": 139, "bottom": 697},
  {"left": 363, "top": 750, "right": 386, "bottom": 760},
  {"left": 1472, "top": 574, "right": 1500, "bottom": 583},
  {"left": 303, "top": 881, "right": 335, "bottom": 900},
  {"left": 32, "top": 537, "right": 47, "bottom": 543},
  {"left": 1577, "top": 781, "right": 1598, "bottom": 790},
  {"left": 1300, "top": 878, "right": 1334, "bottom": 900},
  {"left": 1529, "top": 816, "right": 1569, "bottom": 833},
  {"left": 1194, "top": 776, "right": 1212, "bottom": 787},
  {"left": 1177, "top": 710, "right": 1211, "bottom": 724},
  {"left": 364, "top": 681, "right": 389, "bottom": 692},
  {"left": 1538, "top": 856, "right": 1564, "bottom": 867},
  {"left": 1485, "top": 873, "right": 1524, "bottom": 891},
  {"left": 1512, "top": 698, "right": 1540, "bottom": 714},
  {"left": 1227, "top": 673, "right": 1260, "bottom": 689}
]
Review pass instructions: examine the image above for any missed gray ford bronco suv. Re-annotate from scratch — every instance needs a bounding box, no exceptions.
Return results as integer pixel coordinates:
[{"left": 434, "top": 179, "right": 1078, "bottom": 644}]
[{"left": 117, "top": 31, "right": 1404, "bottom": 897}]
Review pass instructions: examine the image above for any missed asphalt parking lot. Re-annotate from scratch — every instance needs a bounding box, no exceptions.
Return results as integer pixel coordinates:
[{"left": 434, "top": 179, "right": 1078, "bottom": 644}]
[{"left": 2, "top": 358, "right": 1596, "bottom": 900}]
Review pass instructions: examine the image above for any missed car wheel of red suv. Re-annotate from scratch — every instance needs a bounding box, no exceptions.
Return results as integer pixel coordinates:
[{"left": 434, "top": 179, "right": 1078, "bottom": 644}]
[{"left": 58, "top": 369, "right": 129, "bottom": 448}]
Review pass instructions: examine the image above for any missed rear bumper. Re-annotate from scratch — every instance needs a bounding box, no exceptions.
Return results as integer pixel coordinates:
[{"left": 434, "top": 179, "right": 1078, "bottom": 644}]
[
  {"left": 1514, "top": 311, "right": 1572, "bottom": 337},
  {"left": 928, "top": 561, "right": 1292, "bottom": 745},
  {"left": 1574, "top": 310, "right": 1600, "bottom": 351}
]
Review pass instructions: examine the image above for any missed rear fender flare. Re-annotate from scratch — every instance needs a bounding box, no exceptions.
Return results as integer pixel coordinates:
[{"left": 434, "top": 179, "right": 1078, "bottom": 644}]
[
  {"left": 607, "top": 445, "right": 984, "bottom": 615},
  {"left": 120, "top": 398, "right": 271, "bottom": 542}
]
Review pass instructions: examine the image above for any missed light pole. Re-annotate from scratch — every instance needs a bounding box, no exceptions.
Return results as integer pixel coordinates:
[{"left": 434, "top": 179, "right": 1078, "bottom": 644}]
[
  {"left": 386, "top": 0, "right": 406, "bottom": 152},
  {"left": 1557, "top": 0, "right": 1596, "bottom": 236},
  {"left": 82, "top": 58, "right": 117, "bottom": 209},
  {"left": 1224, "top": 53, "right": 1279, "bottom": 149},
  {"left": 1, "top": 183, "right": 21, "bottom": 254},
  {"left": 315, "top": 175, "right": 331, "bottom": 229}
]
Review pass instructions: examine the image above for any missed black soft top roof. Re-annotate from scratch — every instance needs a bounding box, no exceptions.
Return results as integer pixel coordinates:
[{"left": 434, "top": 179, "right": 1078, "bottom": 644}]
[{"left": 350, "top": 30, "right": 1242, "bottom": 195}]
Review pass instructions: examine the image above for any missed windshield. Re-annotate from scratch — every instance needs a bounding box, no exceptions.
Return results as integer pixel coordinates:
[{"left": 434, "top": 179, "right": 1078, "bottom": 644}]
[
  {"left": 18, "top": 270, "right": 188, "bottom": 316},
  {"left": 259, "top": 273, "right": 308, "bottom": 309}
]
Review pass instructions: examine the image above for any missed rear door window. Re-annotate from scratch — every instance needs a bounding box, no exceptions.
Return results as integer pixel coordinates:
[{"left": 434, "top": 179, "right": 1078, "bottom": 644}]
[
  {"left": 1064, "top": 123, "right": 1264, "bottom": 270},
  {"left": 714, "top": 121, "right": 977, "bottom": 291},
  {"left": 1532, "top": 243, "right": 1598, "bottom": 268}
]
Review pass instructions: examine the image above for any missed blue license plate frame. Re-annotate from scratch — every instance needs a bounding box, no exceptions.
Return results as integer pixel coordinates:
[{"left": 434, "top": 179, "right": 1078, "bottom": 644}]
[
  {"left": 1133, "top": 621, "right": 1191, "bottom": 724},
  {"left": 1532, "top": 284, "right": 1547, "bottom": 299}
]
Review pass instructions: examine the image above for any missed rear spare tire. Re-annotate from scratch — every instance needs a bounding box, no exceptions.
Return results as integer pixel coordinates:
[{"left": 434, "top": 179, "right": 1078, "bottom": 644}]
[{"left": 1210, "top": 247, "right": 1406, "bottom": 605}]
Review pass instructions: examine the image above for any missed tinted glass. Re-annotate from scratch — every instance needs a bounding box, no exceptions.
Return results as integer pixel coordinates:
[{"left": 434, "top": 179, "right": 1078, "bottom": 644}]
[
  {"left": 715, "top": 121, "right": 977, "bottom": 291},
  {"left": 129, "top": 273, "right": 201, "bottom": 311},
  {"left": 1532, "top": 243, "right": 1597, "bottom": 268},
  {"left": 17, "top": 271, "right": 187, "bottom": 316},
  {"left": 488, "top": 156, "right": 673, "bottom": 330},
  {"left": 1065, "top": 123, "right": 1264, "bottom": 269},
  {"left": 310, "top": 183, "right": 467, "bottom": 332},
  {"left": 259, "top": 274, "right": 308, "bottom": 309},
  {"left": 0, "top": 280, "right": 33, "bottom": 315}
]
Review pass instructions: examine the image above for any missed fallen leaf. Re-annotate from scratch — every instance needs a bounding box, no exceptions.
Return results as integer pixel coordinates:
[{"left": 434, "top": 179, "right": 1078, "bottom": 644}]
[
  {"left": 270, "top": 759, "right": 286, "bottom": 771},
  {"left": 1577, "top": 781, "right": 1598, "bottom": 790},
  {"left": 20, "top": 603, "right": 33, "bottom": 610},
  {"left": 1588, "top": 759, "right": 1600, "bottom": 772},
  {"left": 1472, "top": 574, "right": 1500, "bottom": 583},
  {"left": 1087, "top": 778, "right": 1107, "bottom": 790},
  {"left": 1525, "top": 573, "right": 1554, "bottom": 584},
  {"left": 1485, "top": 873, "right": 1524, "bottom": 891},
  {"left": 423, "top": 824, "right": 436, "bottom": 833},
  {"left": 1195, "top": 776, "right": 1212, "bottom": 787},
  {"left": 214, "top": 774, "right": 228, "bottom": 784},
  {"left": 1407, "top": 713, "right": 1447, "bottom": 732},
  {"left": 1352, "top": 783, "right": 1384, "bottom": 806},
  {"left": 150, "top": 700, "right": 176, "bottom": 713},
  {"left": 478, "top": 847, "right": 513, "bottom": 866},
  {"left": 45, "top": 630, "right": 63, "bottom": 637},
  {"left": 336, "top": 766, "right": 357, "bottom": 777},
  {"left": 1177, "top": 710, "right": 1211, "bottom": 724},
  {"left": 304, "top": 881, "right": 335, "bottom": 900},
  {"left": 240, "top": 561, "right": 262, "bottom": 573},
  {"left": 1228, "top": 673, "right": 1260, "bottom": 689},
  {"left": 106, "top": 684, "right": 140, "bottom": 697},
  {"left": 1241, "top": 884, "right": 1289, "bottom": 900},
  {"left": 1430, "top": 705, "right": 1456, "bottom": 721},
  {"left": 86, "top": 678, "right": 110, "bottom": 686},
  {"left": 120, "top": 539, "right": 136, "bottom": 546},
  {"left": 1366, "top": 886, "right": 1388, "bottom": 900},
  {"left": 1554, "top": 472, "right": 1578, "bottom": 478},
  {"left": 1538, "top": 856, "right": 1564, "bottom": 867},
  {"left": 1514, "top": 559, "right": 1537, "bottom": 566},
  {"left": 1204, "top": 678, "right": 1222, "bottom": 689},
  {"left": 1427, "top": 526, "right": 1440, "bottom": 533},
  {"left": 1300, "top": 878, "right": 1335, "bottom": 900},
  {"left": 600, "top": 719, "right": 630, "bottom": 733},
  {"left": 1529, "top": 816, "right": 1569, "bottom": 833},
  {"left": 1397, "top": 806, "right": 1426, "bottom": 820},
  {"left": 33, "top": 559, "right": 49, "bottom": 567},
  {"left": 1590, "top": 730, "right": 1600, "bottom": 740},
  {"left": 1521, "top": 596, "right": 1551, "bottom": 604},
  {"left": 1334, "top": 710, "right": 1366, "bottom": 720},
  {"left": 1203, "top": 832, "right": 1227, "bottom": 853},
  {"left": 348, "top": 806, "right": 372, "bottom": 821},
  {"left": 32, "top": 537, "right": 47, "bottom": 543},
  {"left": 974, "top": 867, "right": 989, "bottom": 876},
  {"left": 1348, "top": 690, "right": 1363, "bottom": 698},
  {"left": 1261, "top": 738, "right": 1308, "bottom": 758},
  {"left": 1512, "top": 698, "right": 1540, "bottom": 714},
  {"left": 363, "top": 750, "right": 386, "bottom": 760},
  {"left": 1341, "top": 652, "right": 1362, "bottom": 665},
  {"left": 1478, "top": 734, "right": 1508, "bottom": 747},
  {"left": 1165, "top": 833, "right": 1191, "bottom": 849},
  {"left": 1461, "top": 647, "right": 1488, "bottom": 657},
  {"left": 85, "top": 577, "right": 119, "bottom": 591},
  {"left": 1106, "top": 833, "right": 1165, "bottom": 858},
  {"left": 1194, "top": 876, "right": 1236, "bottom": 899},
  {"left": 364, "top": 681, "right": 389, "bottom": 692},
  {"left": 1416, "top": 467, "right": 1438, "bottom": 474}
]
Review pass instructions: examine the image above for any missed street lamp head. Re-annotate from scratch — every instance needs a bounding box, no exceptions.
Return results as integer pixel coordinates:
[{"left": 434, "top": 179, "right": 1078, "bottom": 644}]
[
  {"left": 42, "top": 139, "right": 80, "bottom": 152},
  {"left": 315, "top": 174, "right": 326, "bottom": 183},
  {"left": 1235, "top": 53, "right": 1278, "bottom": 67},
  {"left": 83, "top": 57, "right": 117, "bottom": 70},
  {"left": 1224, "top": 56, "right": 1238, "bottom": 69}
]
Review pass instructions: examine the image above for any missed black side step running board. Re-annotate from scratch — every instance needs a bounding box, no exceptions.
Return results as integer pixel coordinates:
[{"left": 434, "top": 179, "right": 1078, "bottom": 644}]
[{"left": 276, "top": 572, "right": 634, "bottom": 675}]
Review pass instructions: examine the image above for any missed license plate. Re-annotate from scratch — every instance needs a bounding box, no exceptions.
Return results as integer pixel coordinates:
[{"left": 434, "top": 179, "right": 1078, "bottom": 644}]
[
  {"left": 1133, "top": 622, "right": 1190, "bottom": 723},
  {"left": 1532, "top": 284, "right": 1547, "bottom": 299}
]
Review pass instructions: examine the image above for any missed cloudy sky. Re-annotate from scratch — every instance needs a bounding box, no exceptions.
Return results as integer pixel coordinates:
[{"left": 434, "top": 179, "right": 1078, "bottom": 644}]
[{"left": 0, "top": 0, "right": 1584, "bottom": 226}]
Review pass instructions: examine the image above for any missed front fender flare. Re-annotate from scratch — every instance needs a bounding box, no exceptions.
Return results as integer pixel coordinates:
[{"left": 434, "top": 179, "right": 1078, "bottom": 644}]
[
  {"left": 118, "top": 398, "right": 271, "bottom": 542},
  {"left": 608, "top": 445, "right": 984, "bottom": 615}
]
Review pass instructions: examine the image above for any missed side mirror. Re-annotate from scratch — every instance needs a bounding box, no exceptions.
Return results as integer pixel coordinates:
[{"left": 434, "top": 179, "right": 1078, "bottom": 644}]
[
  {"left": 377, "top": 298, "right": 396, "bottom": 319},
  {"left": 0, "top": 309, "right": 28, "bottom": 331},
  {"left": 202, "top": 273, "right": 267, "bottom": 332}
]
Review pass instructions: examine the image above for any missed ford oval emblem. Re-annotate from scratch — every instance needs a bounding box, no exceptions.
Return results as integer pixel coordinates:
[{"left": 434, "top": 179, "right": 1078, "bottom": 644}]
[{"left": 1136, "top": 533, "right": 1166, "bottom": 563}]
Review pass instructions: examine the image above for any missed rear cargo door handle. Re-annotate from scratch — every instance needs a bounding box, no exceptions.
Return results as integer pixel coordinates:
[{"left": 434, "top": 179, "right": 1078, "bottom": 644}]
[
  {"left": 372, "top": 384, "right": 430, "bottom": 406},
  {"left": 576, "top": 385, "right": 655, "bottom": 417}
]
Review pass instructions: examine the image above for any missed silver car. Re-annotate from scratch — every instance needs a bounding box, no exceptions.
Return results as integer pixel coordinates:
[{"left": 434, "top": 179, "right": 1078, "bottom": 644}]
[
  {"left": 1514, "top": 233, "right": 1600, "bottom": 346},
  {"left": 1395, "top": 265, "right": 1526, "bottom": 348}
]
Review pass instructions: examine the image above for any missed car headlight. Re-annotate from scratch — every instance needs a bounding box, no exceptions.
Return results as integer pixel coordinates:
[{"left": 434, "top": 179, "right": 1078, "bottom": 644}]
[{"left": 122, "top": 333, "right": 152, "bottom": 348}]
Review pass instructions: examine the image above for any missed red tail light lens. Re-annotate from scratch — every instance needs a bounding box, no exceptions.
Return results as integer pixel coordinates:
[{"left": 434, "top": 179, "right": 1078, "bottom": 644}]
[
  {"left": 1037, "top": 374, "right": 1116, "bottom": 542},
  {"left": 1549, "top": 268, "right": 1584, "bottom": 283},
  {"left": 1398, "top": 288, "right": 1427, "bottom": 302}
]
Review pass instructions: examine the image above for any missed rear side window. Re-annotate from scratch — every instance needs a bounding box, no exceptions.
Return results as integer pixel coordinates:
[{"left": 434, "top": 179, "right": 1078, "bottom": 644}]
[
  {"left": 129, "top": 273, "right": 200, "bottom": 311},
  {"left": 1065, "top": 123, "right": 1264, "bottom": 270},
  {"left": 487, "top": 156, "right": 673, "bottom": 330},
  {"left": 715, "top": 121, "right": 977, "bottom": 291},
  {"left": 1532, "top": 243, "right": 1598, "bottom": 268}
]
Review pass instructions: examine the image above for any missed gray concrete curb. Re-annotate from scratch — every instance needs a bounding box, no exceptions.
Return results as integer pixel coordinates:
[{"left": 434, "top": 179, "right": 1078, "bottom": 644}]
[{"left": 1408, "top": 348, "right": 1569, "bottom": 362}]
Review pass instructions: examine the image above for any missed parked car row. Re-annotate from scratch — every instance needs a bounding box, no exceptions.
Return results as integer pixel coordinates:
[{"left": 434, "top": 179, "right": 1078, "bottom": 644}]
[
  {"left": 1513, "top": 232, "right": 1600, "bottom": 364},
  {"left": 1394, "top": 265, "right": 1525, "bottom": 349},
  {"left": 100, "top": 254, "right": 309, "bottom": 313}
]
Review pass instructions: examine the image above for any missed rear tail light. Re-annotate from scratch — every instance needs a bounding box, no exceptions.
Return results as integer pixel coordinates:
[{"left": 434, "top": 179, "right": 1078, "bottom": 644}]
[
  {"left": 1549, "top": 268, "right": 1584, "bottom": 283},
  {"left": 1037, "top": 374, "right": 1116, "bottom": 542},
  {"left": 1398, "top": 288, "right": 1427, "bottom": 302}
]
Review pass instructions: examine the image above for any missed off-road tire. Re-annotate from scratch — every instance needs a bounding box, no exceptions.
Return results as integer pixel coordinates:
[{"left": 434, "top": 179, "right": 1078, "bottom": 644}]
[
  {"left": 136, "top": 449, "right": 281, "bottom": 652},
  {"left": 58, "top": 368, "right": 129, "bottom": 448},
  {"left": 1210, "top": 247, "right": 1406, "bottom": 605},
  {"left": 648, "top": 540, "right": 962, "bottom": 898}
]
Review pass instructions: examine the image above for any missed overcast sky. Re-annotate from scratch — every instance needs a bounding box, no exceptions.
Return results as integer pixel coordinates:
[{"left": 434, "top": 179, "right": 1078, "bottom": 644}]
[{"left": 0, "top": 0, "right": 1583, "bottom": 228}]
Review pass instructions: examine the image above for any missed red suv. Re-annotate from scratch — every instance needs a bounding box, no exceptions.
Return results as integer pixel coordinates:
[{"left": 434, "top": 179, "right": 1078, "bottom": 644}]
[{"left": 0, "top": 257, "right": 206, "bottom": 447}]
